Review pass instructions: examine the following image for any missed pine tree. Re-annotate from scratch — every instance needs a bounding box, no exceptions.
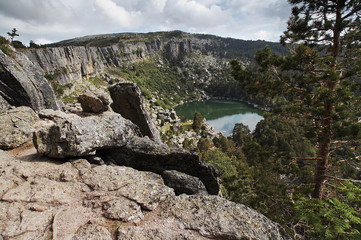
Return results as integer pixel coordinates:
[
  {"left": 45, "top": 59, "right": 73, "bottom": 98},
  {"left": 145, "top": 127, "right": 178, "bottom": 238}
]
[
  {"left": 7, "top": 28, "right": 19, "bottom": 42},
  {"left": 231, "top": 0, "right": 361, "bottom": 199},
  {"left": 192, "top": 112, "right": 203, "bottom": 132}
]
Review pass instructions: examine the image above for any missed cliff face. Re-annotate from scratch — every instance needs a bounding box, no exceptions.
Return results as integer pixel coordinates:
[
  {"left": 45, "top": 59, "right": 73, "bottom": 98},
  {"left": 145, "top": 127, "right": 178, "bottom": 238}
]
[
  {"left": 22, "top": 40, "right": 165, "bottom": 85},
  {"left": 0, "top": 36, "right": 192, "bottom": 111},
  {"left": 1, "top": 31, "right": 285, "bottom": 112},
  {"left": 0, "top": 50, "right": 61, "bottom": 111}
]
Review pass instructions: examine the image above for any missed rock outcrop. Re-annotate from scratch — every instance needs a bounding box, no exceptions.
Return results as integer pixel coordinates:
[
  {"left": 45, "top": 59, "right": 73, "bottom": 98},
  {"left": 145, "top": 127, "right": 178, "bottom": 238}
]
[
  {"left": 109, "top": 82, "right": 162, "bottom": 143},
  {"left": 0, "top": 147, "right": 291, "bottom": 240},
  {"left": 98, "top": 136, "right": 220, "bottom": 195},
  {"left": 0, "top": 106, "right": 39, "bottom": 149},
  {"left": 23, "top": 42, "right": 161, "bottom": 86},
  {"left": 33, "top": 109, "right": 140, "bottom": 158},
  {"left": 162, "top": 170, "right": 208, "bottom": 195},
  {"left": 0, "top": 50, "right": 61, "bottom": 111},
  {"left": 78, "top": 91, "right": 110, "bottom": 113}
]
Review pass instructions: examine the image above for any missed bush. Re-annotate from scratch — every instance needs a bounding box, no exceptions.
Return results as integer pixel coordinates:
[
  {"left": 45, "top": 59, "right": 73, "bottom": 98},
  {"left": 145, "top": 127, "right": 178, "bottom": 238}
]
[
  {"left": 12, "top": 40, "right": 26, "bottom": 49},
  {"left": 141, "top": 87, "right": 152, "bottom": 100},
  {"left": 29, "top": 40, "right": 41, "bottom": 48},
  {"left": 0, "top": 35, "right": 13, "bottom": 55}
]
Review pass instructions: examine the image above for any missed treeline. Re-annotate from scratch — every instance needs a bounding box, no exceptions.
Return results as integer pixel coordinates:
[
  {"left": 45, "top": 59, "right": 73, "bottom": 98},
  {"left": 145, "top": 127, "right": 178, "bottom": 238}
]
[{"left": 181, "top": 112, "right": 360, "bottom": 238}]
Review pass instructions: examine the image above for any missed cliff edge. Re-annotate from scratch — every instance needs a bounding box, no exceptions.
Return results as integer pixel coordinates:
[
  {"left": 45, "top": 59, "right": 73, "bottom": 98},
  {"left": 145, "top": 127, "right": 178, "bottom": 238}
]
[{"left": 0, "top": 143, "right": 291, "bottom": 240}]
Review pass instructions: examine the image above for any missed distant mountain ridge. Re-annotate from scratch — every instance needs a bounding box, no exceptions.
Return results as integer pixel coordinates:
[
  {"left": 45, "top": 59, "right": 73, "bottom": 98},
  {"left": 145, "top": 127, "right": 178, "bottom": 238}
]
[
  {"left": 48, "top": 30, "right": 287, "bottom": 61},
  {"left": 0, "top": 30, "right": 287, "bottom": 112}
]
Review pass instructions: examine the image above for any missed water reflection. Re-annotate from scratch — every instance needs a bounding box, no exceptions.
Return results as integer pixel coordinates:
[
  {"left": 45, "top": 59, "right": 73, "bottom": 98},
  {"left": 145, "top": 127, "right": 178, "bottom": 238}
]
[
  {"left": 175, "top": 99, "right": 264, "bottom": 136},
  {"left": 207, "top": 113, "right": 263, "bottom": 135}
]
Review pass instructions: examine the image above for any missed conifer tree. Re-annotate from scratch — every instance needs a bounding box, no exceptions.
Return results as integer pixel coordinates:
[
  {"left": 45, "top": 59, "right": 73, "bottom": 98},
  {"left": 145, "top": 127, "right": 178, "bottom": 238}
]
[
  {"left": 7, "top": 28, "right": 19, "bottom": 42},
  {"left": 192, "top": 112, "right": 203, "bottom": 132},
  {"left": 231, "top": 0, "right": 361, "bottom": 199}
]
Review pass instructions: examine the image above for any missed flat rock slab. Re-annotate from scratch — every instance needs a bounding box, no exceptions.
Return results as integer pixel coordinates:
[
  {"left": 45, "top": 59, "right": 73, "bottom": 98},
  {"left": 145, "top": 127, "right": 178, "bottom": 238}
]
[
  {"left": 33, "top": 110, "right": 139, "bottom": 158},
  {"left": 158, "top": 195, "right": 291, "bottom": 240},
  {"left": 0, "top": 145, "right": 291, "bottom": 240}
]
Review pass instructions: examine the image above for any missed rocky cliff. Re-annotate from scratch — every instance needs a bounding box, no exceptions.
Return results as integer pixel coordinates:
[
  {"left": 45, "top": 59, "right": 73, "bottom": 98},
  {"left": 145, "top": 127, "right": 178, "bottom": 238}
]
[
  {"left": 0, "top": 50, "right": 61, "bottom": 111},
  {"left": 1, "top": 31, "right": 286, "bottom": 112},
  {"left": 0, "top": 31, "right": 292, "bottom": 239}
]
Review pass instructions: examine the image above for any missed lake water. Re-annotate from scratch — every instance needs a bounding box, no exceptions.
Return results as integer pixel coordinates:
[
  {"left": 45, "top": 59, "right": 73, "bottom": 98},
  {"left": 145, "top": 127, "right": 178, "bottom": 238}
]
[{"left": 174, "top": 99, "right": 264, "bottom": 136}]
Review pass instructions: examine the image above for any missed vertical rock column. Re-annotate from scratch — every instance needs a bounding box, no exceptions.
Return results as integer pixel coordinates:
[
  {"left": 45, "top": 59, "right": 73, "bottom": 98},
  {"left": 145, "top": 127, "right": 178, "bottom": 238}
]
[{"left": 108, "top": 83, "right": 162, "bottom": 143}]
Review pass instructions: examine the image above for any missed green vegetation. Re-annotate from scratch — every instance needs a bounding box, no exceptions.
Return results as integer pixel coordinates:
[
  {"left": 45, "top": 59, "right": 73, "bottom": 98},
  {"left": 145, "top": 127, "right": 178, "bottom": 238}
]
[
  {"left": 228, "top": 0, "right": 361, "bottom": 238},
  {"left": 295, "top": 182, "right": 361, "bottom": 239},
  {"left": 107, "top": 60, "right": 197, "bottom": 106},
  {"left": 29, "top": 40, "right": 42, "bottom": 48},
  {"left": 12, "top": 40, "right": 26, "bottom": 49},
  {"left": 49, "top": 80, "right": 73, "bottom": 97},
  {"left": 0, "top": 35, "right": 13, "bottom": 55},
  {"left": 7, "top": 28, "right": 19, "bottom": 42},
  {"left": 132, "top": 48, "right": 143, "bottom": 57},
  {"left": 192, "top": 112, "right": 203, "bottom": 133},
  {"left": 44, "top": 68, "right": 68, "bottom": 81},
  {"left": 88, "top": 37, "right": 124, "bottom": 47},
  {"left": 88, "top": 76, "right": 109, "bottom": 88}
]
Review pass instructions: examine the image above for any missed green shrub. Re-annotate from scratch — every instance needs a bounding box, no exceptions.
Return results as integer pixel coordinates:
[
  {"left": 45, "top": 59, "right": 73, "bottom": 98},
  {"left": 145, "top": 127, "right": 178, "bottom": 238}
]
[
  {"left": 140, "top": 87, "right": 152, "bottom": 99},
  {"left": 0, "top": 35, "right": 13, "bottom": 55},
  {"left": 12, "top": 40, "right": 26, "bottom": 49},
  {"left": 44, "top": 69, "right": 62, "bottom": 81}
]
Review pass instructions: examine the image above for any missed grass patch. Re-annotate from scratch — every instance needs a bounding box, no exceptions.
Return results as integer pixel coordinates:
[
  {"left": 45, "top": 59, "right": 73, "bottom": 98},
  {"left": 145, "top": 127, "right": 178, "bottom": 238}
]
[
  {"left": 0, "top": 35, "right": 13, "bottom": 55},
  {"left": 88, "top": 76, "right": 109, "bottom": 88},
  {"left": 50, "top": 81, "right": 73, "bottom": 97},
  {"left": 44, "top": 67, "right": 68, "bottom": 81},
  {"left": 0, "top": 44, "right": 13, "bottom": 55},
  {"left": 107, "top": 60, "right": 197, "bottom": 107}
]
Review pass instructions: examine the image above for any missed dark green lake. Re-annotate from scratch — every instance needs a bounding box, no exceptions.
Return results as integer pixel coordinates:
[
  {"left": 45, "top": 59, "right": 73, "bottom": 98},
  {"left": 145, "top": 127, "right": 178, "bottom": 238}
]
[{"left": 174, "top": 99, "right": 263, "bottom": 135}]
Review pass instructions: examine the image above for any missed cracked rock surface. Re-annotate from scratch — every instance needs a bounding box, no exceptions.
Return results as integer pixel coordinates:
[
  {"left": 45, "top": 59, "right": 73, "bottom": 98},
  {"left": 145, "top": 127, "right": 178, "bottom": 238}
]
[{"left": 0, "top": 144, "right": 291, "bottom": 240}]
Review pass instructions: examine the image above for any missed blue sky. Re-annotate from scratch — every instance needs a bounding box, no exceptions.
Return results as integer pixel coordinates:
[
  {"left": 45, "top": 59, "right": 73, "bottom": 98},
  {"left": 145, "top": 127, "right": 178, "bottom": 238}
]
[{"left": 0, "top": 0, "right": 291, "bottom": 45}]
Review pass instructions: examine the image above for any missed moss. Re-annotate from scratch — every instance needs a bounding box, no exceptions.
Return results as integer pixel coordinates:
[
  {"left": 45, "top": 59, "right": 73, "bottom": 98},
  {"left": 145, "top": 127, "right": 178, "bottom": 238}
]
[
  {"left": 44, "top": 69, "right": 62, "bottom": 81},
  {"left": 62, "top": 95, "right": 78, "bottom": 104},
  {"left": 49, "top": 80, "right": 73, "bottom": 97},
  {"left": 14, "top": 64, "right": 22, "bottom": 72},
  {"left": 45, "top": 99, "right": 54, "bottom": 108},
  {"left": 118, "top": 52, "right": 130, "bottom": 58},
  {"left": 88, "top": 37, "right": 123, "bottom": 47},
  {"left": 140, "top": 87, "right": 152, "bottom": 100},
  {"left": 88, "top": 76, "right": 109, "bottom": 88}
]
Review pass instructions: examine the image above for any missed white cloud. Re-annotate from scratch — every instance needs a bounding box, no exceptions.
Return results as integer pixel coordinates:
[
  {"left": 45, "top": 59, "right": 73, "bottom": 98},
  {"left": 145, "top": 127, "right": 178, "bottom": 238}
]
[
  {"left": 0, "top": 0, "right": 292, "bottom": 44},
  {"left": 163, "top": 0, "right": 228, "bottom": 29},
  {"left": 94, "top": 0, "right": 142, "bottom": 28}
]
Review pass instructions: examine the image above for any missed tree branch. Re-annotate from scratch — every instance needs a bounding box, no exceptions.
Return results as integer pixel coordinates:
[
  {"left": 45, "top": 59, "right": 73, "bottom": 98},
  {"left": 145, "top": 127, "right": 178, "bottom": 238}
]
[{"left": 325, "top": 175, "right": 361, "bottom": 184}]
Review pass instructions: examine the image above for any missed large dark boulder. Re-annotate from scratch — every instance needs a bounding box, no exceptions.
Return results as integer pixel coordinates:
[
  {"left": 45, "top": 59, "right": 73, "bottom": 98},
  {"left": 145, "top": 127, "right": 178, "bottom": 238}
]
[
  {"left": 108, "top": 83, "right": 162, "bottom": 143},
  {"left": 33, "top": 110, "right": 140, "bottom": 158},
  {"left": 78, "top": 91, "right": 110, "bottom": 113},
  {"left": 98, "top": 136, "right": 220, "bottom": 195}
]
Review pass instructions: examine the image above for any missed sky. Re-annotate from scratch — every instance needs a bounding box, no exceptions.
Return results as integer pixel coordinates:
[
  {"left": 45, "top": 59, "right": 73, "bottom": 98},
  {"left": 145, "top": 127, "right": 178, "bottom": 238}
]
[{"left": 0, "top": 0, "right": 292, "bottom": 45}]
